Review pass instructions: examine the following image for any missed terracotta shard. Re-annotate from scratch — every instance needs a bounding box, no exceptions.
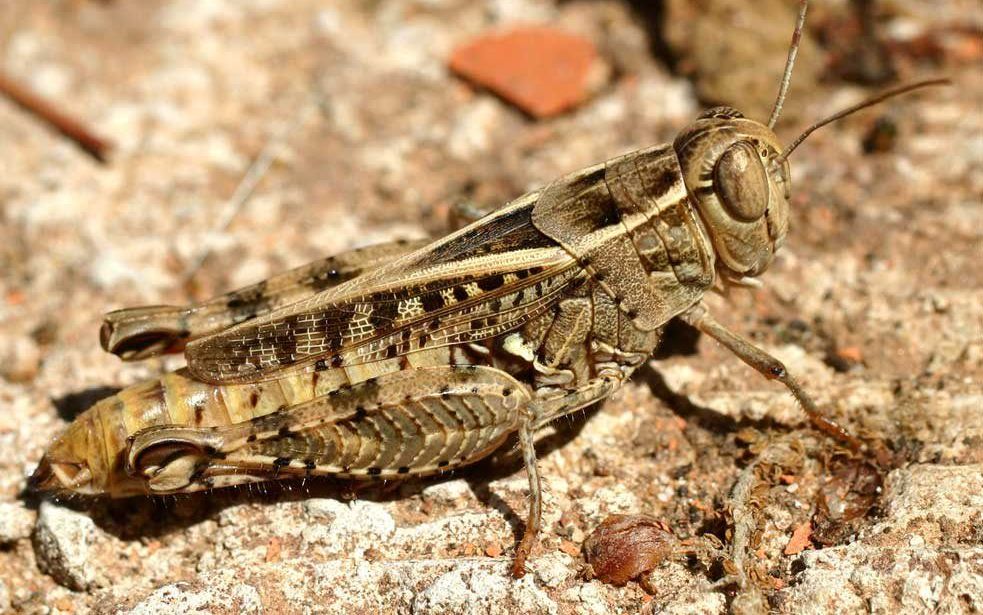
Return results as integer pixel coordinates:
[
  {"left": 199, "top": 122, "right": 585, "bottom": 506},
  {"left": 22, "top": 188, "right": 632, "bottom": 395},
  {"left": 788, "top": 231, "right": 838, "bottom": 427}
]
[{"left": 449, "top": 26, "right": 600, "bottom": 118}]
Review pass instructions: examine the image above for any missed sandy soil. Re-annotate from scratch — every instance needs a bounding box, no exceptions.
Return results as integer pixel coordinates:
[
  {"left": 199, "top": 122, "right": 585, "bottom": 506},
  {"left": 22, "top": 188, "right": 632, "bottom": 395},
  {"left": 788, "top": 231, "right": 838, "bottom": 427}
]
[{"left": 0, "top": 1, "right": 980, "bottom": 613}]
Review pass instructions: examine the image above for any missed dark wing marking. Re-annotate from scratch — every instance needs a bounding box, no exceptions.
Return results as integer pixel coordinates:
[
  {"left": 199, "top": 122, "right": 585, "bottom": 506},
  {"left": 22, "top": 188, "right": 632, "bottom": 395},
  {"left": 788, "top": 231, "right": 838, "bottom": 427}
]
[
  {"left": 101, "top": 239, "right": 429, "bottom": 360},
  {"left": 186, "top": 198, "right": 584, "bottom": 384}
]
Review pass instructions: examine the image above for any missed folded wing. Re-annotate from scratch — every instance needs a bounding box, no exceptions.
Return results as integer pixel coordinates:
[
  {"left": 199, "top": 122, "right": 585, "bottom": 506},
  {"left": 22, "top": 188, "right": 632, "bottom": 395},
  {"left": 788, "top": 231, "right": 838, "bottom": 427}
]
[{"left": 185, "top": 198, "right": 584, "bottom": 384}]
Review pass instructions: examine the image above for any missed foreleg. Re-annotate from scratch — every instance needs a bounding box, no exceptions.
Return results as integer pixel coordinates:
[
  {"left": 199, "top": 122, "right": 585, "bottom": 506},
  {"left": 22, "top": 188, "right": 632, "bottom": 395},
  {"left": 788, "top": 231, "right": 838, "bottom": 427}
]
[{"left": 680, "top": 302, "right": 862, "bottom": 450}]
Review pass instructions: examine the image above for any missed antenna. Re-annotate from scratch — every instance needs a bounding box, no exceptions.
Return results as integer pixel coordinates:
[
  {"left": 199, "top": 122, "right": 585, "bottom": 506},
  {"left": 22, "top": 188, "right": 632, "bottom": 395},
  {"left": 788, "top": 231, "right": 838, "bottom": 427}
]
[
  {"left": 768, "top": 0, "right": 809, "bottom": 129},
  {"left": 776, "top": 78, "right": 950, "bottom": 163}
]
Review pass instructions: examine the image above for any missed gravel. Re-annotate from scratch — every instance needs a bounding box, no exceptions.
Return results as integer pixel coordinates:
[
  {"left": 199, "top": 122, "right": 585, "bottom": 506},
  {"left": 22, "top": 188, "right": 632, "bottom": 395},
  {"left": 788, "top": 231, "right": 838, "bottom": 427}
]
[{"left": 2, "top": 0, "right": 980, "bottom": 613}]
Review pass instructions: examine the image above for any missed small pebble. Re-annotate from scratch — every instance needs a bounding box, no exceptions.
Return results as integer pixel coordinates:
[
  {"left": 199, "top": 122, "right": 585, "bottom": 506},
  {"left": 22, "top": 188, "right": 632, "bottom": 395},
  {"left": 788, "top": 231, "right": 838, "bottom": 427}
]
[
  {"left": 0, "top": 502, "right": 35, "bottom": 544},
  {"left": 0, "top": 335, "right": 41, "bottom": 382},
  {"left": 33, "top": 501, "right": 99, "bottom": 591}
]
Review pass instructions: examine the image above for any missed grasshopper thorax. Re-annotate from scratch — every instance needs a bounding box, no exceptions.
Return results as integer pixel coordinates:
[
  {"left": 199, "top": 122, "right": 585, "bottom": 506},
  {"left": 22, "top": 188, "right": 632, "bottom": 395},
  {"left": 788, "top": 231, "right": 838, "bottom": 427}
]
[{"left": 673, "top": 109, "right": 792, "bottom": 282}]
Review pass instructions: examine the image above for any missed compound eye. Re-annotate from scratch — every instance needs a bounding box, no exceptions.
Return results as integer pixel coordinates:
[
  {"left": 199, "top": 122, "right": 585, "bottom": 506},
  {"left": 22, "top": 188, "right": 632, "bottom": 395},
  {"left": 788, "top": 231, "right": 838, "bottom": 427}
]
[{"left": 713, "top": 141, "right": 770, "bottom": 222}]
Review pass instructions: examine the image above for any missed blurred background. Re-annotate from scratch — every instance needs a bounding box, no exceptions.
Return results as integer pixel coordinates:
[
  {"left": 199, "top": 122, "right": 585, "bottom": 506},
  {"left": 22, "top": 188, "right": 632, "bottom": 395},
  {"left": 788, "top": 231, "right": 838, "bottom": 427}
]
[{"left": 0, "top": 1, "right": 980, "bottom": 613}]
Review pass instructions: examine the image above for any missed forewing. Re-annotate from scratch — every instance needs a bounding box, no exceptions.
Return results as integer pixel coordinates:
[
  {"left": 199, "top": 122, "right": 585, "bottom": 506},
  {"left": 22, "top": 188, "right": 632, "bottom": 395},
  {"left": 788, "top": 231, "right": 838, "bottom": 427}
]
[{"left": 185, "top": 199, "right": 583, "bottom": 384}]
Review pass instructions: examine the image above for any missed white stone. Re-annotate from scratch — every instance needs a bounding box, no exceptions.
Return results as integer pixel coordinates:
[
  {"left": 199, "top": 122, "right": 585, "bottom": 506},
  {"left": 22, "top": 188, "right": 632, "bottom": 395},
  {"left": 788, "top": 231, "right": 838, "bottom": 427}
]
[
  {"left": 531, "top": 551, "right": 576, "bottom": 588},
  {"left": 412, "top": 563, "right": 557, "bottom": 615},
  {"left": 126, "top": 581, "right": 263, "bottom": 615},
  {"left": 421, "top": 478, "right": 474, "bottom": 504},
  {"left": 33, "top": 501, "right": 99, "bottom": 591},
  {"left": 301, "top": 499, "right": 396, "bottom": 554},
  {"left": 0, "top": 502, "right": 34, "bottom": 543}
]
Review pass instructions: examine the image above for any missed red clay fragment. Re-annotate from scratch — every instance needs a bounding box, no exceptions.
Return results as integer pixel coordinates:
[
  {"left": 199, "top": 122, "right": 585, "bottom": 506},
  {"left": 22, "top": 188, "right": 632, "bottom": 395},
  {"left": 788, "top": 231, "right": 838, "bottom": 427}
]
[
  {"left": 449, "top": 26, "right": 599, "bottom": 118},
  {"left": 784, "top": 521, "right": 813, "bottom": 555}
]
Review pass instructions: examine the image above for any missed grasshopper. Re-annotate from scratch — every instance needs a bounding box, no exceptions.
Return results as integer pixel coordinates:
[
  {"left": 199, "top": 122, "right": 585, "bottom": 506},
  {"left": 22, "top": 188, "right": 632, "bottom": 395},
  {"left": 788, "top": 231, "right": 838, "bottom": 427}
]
[{"left": 31, "top": 0, "right": 945, "bottom": 578}]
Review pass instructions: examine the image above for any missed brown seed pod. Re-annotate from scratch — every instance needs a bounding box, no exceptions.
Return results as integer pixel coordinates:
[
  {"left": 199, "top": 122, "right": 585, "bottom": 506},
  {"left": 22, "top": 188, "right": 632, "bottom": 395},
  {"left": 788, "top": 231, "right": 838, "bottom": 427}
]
[{"left": 582, "top": 514, "right": 677, "bottom": 587}]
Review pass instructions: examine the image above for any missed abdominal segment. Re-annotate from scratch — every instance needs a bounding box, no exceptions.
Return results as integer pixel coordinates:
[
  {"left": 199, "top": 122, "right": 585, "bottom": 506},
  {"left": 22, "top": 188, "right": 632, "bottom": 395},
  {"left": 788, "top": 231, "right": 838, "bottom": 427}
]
[
  {"left": 129, "top": 364, "right": 526, "bottom": 493},
  {"left": 73, "top": 343, "right": 527, "bottom": 496}
]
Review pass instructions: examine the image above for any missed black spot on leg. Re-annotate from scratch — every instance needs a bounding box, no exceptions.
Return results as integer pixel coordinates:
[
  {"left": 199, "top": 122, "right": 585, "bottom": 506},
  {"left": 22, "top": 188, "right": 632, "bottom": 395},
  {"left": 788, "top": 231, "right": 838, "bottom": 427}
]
[
  {"left": 304, "top": 460, "right": 317, "bottom": 472},
  {"left": 437, "top": 460, "right": 450, "bottom": 468},
  {"left": 397, "top": 466, "right": 410, "bottom": 474},
  {"left": 453, "top": 286, "right": 469, "bottom": 302},
  {"left": 278, "top": 425, "right": 293, "bottom": 438},
  {"left": 314, "top": 359, "right": 329, "bottom": 371},
  {"left": 247, "top": 434, "right": 258, "bottom": 443},
  {"left": 272, "top": 457, "right": 291, "bottom": 477},
  {"left": 367, "top": 467, "right": 382, "bottom": 476}
]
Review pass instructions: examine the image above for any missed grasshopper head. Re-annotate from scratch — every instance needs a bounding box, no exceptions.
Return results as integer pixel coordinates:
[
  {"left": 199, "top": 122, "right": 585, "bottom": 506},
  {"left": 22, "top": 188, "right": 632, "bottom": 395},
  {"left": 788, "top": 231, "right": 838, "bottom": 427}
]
[
  {"left": 673, "top": 109, "right": 791, "bottom": 281},
  {"left": 668, "top": 0, "right": 944, "bottom": 283}
]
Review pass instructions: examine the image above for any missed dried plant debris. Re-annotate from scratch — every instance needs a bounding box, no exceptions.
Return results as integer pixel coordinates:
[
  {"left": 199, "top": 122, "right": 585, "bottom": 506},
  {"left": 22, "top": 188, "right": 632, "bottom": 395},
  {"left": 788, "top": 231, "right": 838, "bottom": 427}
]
[
  {"left": 811, "top": 454, "right": 884, "bottom": 546},
  {"left": 582, "top": 514, "right": 678, "bottom": 587}
]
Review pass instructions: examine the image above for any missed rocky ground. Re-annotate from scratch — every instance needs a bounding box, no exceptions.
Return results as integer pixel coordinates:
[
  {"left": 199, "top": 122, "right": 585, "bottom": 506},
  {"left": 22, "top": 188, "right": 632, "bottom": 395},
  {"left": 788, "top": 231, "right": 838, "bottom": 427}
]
[{"left": 0, "top": 1, "right": 980, "bottom": 613}]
